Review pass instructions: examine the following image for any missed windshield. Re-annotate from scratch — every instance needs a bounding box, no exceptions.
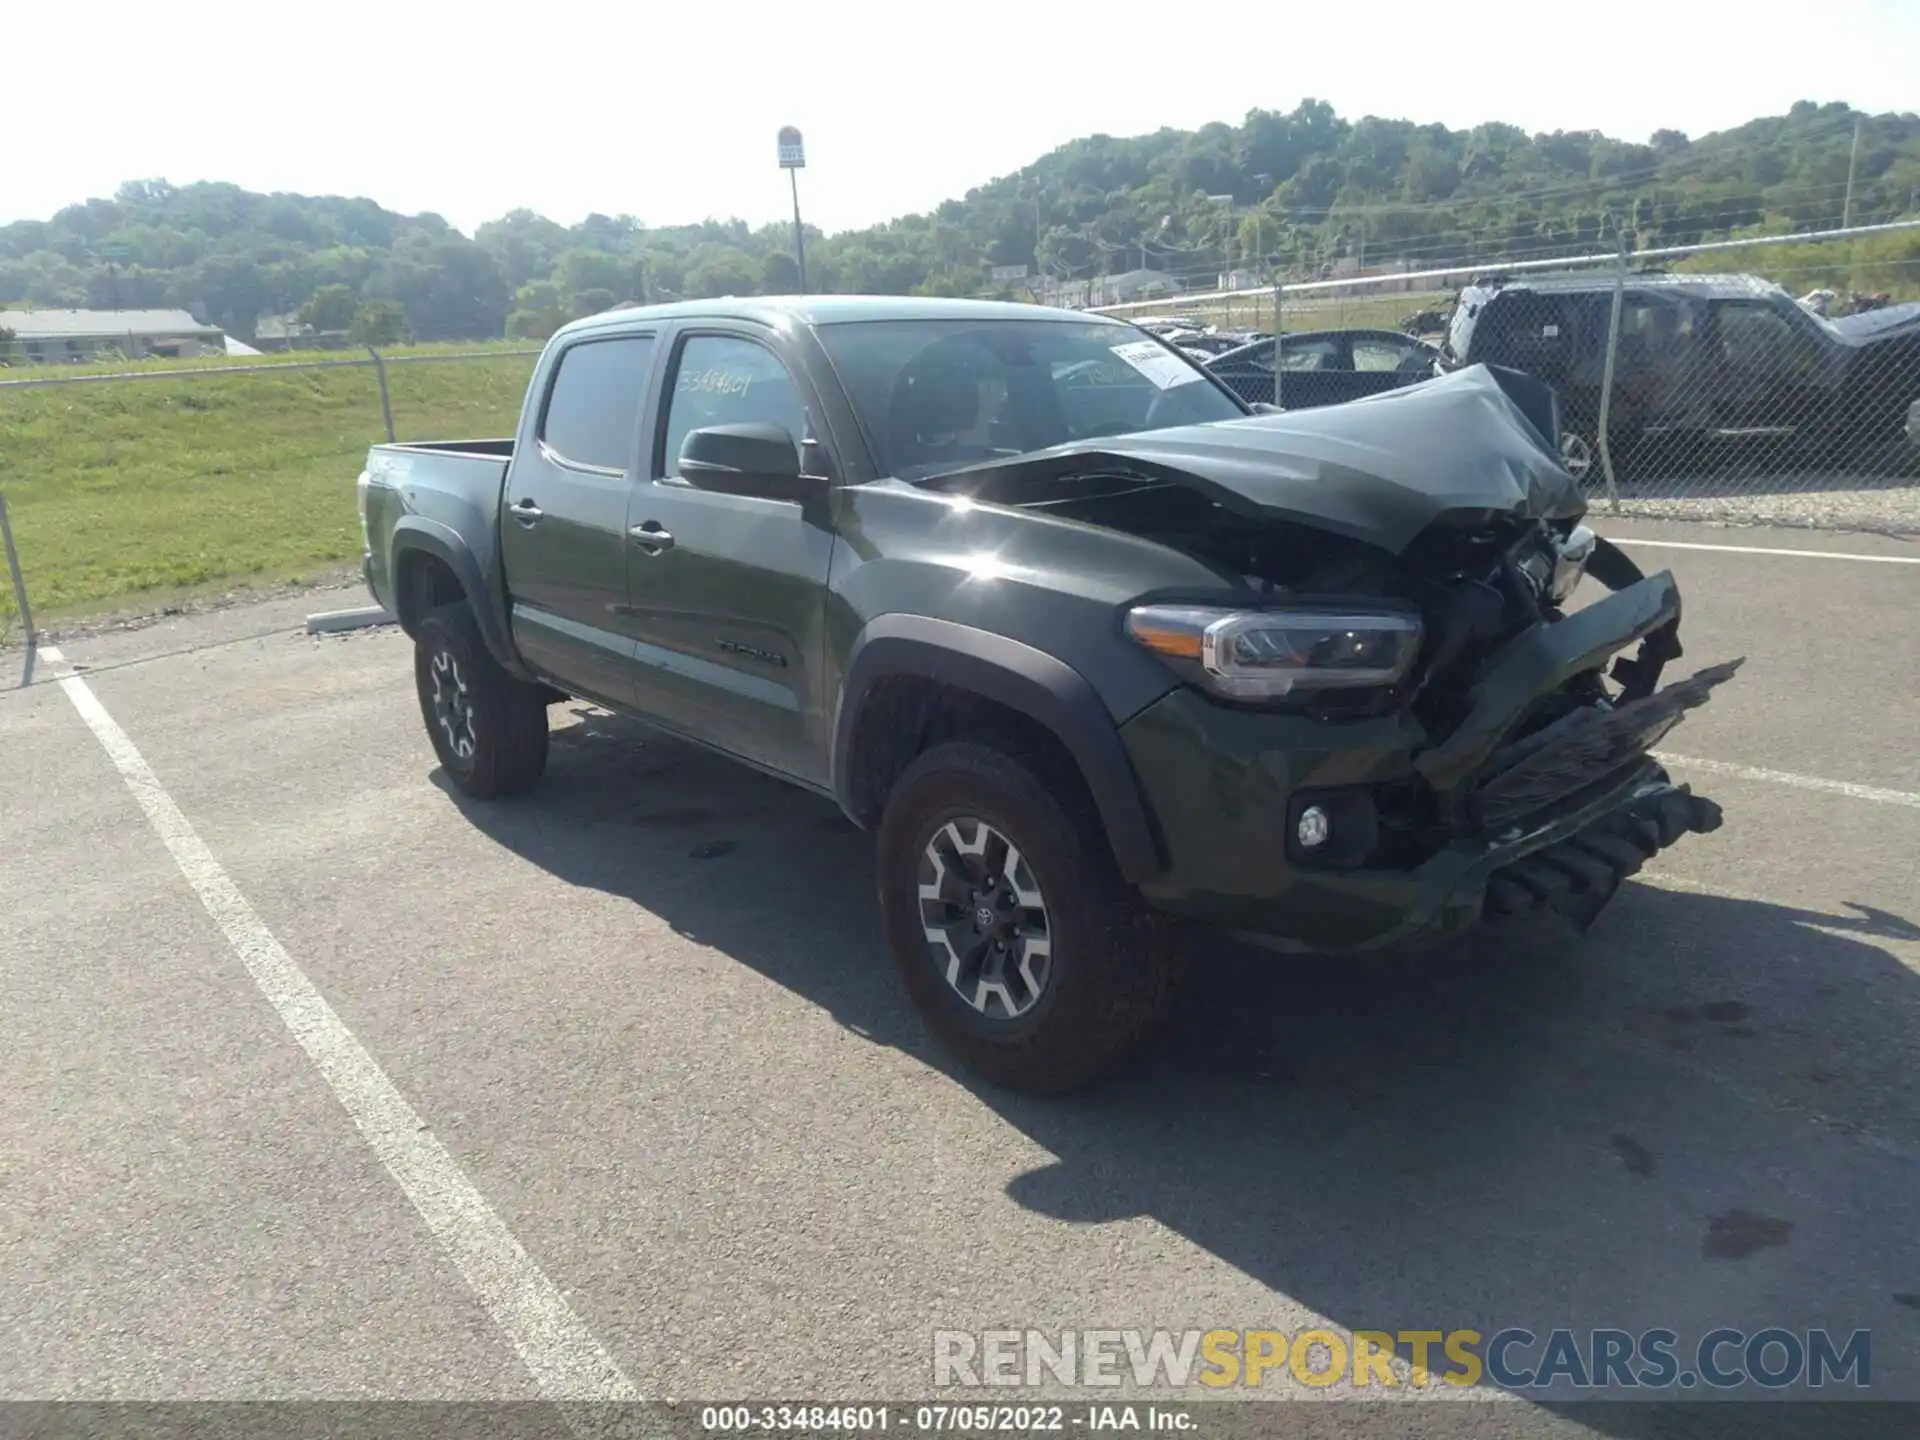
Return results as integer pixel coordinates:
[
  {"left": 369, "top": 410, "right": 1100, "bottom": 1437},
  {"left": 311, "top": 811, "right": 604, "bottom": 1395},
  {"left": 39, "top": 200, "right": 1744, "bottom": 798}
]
[{"left": 812, "top": 318, "right": 1247, "bottom": 479}]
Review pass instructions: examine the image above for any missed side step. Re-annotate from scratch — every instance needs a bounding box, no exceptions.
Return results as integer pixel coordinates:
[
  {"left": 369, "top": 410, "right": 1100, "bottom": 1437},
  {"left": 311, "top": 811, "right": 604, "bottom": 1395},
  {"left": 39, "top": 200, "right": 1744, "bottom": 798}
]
[{"left": 1484, "top": 786, "right": 1723, "bottom": 924}]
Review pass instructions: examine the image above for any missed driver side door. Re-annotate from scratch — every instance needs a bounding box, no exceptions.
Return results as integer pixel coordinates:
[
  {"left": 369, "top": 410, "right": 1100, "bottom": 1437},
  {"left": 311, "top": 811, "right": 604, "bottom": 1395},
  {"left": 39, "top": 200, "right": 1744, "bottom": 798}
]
[{"left": 622, "top": 326, "right": 839, "bottom": 784}]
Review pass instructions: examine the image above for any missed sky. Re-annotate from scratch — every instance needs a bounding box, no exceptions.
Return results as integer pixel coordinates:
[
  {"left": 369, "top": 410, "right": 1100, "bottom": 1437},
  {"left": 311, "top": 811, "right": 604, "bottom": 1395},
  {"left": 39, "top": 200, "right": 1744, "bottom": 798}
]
[{"left": 8, "top": 0, "right": 1917, "bottom": 238}]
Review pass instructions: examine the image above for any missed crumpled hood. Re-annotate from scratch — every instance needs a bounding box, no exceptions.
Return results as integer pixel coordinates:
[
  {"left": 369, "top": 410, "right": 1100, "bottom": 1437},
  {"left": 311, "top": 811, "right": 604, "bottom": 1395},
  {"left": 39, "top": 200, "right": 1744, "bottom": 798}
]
[{"left": 926, "top": 363, "right": 1587, "bottom": 555}]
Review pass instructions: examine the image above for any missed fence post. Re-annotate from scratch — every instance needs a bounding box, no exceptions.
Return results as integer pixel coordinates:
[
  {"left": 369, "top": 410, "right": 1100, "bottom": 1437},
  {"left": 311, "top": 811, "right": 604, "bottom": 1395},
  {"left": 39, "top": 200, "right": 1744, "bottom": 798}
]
[
  {"left": 1594, "top": 234, "right": 1628, "bottom": 512},
  {"left": 0, "top": 491, "right": 33, "bottom": 650},
  {"left": 367, "top": 346, "right": 396, "bottom": 442},
  {"left": 1272, "top": 279, "right": 1285, "bottom": 407}
]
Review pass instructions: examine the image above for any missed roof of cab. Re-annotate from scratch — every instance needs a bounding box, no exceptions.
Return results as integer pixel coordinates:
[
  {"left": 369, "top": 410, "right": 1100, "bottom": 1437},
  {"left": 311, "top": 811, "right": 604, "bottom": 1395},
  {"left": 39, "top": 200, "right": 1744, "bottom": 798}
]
[
  {"left": 552, "top": 293, "right": 1130, "bottom": 341},
  {"left": 1461, "top": 272, "right": 1785, "bottom": 302}
]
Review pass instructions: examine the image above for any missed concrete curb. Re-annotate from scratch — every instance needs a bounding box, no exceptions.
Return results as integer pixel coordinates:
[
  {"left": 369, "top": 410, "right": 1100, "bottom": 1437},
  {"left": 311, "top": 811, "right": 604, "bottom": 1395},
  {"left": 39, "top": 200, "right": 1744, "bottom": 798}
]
[{"left": 305, "top": 605, "right": 394, "bottom": 635}]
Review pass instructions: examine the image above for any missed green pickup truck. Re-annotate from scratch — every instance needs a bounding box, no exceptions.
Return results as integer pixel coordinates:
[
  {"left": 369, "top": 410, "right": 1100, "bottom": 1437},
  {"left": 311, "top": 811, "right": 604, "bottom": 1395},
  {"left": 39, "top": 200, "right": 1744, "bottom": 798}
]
[{"left": 356, "top": 295, "right": 1738, "bottom": 1091}]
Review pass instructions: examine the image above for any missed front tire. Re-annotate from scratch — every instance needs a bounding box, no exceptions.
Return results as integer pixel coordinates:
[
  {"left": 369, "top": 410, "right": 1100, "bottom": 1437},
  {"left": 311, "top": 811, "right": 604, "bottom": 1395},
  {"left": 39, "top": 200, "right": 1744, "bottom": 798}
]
[
  {"left": 414, "top": 605, "right": 550, "bottom": 799},
  {"left": 877, "top": 739, "right": 1178, "bottom": 1092}
]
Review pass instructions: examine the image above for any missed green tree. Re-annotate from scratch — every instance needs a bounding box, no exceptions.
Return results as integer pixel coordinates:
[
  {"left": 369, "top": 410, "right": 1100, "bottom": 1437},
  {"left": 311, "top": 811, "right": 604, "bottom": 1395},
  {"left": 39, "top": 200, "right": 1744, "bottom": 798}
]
[
  {"left": 297, "top": 283, "right": 359, "bottom": 333},
  {"left": 475, "top": 209, "right": 570, "bottom": 289},
  {"left": 760, "top": 251, "right": 801, "bottom": 293},
  {"left": 352, "top": 299, "right": 408, "bottom": 346},
  {"left": 570, "top": 287, "right": 616, "bottom": 318},
  {"left": 506, "top": 280, "right": 570, "bottom": 339},
  {"left": 365, "top": 233, "right": 507, "bottom": 340},
  {"left": 555, "top": 249, "right": 630, "bottom": 301}
]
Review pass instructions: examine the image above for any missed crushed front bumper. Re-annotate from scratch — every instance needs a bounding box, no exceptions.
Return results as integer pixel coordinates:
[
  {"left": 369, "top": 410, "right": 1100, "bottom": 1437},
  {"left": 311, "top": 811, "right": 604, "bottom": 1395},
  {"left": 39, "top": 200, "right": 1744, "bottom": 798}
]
[
  {"left": 1482, "top": 779, "right": 1722, "bottom": 922},
  {"left": 1118, "top": 560, "right": 1741, "bottom": 953}
]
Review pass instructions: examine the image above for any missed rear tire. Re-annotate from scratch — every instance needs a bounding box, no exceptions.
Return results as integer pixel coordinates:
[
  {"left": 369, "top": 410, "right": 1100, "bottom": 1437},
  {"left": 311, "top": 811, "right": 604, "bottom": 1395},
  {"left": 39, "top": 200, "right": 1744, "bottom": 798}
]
[
  {"left": 414, "top": 604, "right": 549, "bottom": 799},
  {"left": 877, "top": 739, "right": 1178, "bottom": 1093}
]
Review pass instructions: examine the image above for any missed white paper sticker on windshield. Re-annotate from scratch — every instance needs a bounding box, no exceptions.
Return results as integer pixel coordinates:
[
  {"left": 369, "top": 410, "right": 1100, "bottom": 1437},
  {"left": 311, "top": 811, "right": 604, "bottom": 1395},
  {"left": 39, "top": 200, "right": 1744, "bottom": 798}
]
[{"left": 1109, "top": 339, "right": 1203, "bottom": 390}]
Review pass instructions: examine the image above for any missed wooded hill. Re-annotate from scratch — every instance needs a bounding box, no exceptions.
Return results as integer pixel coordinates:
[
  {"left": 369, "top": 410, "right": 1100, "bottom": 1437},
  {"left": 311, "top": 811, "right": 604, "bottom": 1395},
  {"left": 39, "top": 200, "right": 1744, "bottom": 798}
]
[{"left": 4, "top": 98, "right": 1915, "bottom": 343}]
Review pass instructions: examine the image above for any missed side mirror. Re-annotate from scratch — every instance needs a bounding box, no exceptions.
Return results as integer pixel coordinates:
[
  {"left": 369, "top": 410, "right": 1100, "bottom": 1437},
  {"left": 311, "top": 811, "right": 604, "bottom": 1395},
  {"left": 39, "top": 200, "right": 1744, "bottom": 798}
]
[
  {"left": 1249, "top": 401, "right": 1284, "bottom": 415},
  {"left": 678, "top": 423, "right": 813, "bottom": 502}
]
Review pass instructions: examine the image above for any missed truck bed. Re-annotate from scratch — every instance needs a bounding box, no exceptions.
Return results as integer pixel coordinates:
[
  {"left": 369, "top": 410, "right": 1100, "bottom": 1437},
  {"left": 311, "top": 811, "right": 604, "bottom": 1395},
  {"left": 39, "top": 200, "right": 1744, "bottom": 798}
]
[
  {"left": 360, "top": 440, "right": 520, "bottom": 625},
  {"left": 380, "top": 438, "right": 516, "bottom": 459},
  {"left": 364, "top": 438, "right": 515, "bottom": 500}
]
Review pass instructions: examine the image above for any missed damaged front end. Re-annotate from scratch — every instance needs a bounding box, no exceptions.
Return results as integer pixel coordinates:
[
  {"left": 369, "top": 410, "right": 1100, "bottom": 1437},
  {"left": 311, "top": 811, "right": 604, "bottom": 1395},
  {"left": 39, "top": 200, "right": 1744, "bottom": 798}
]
[
  {"left": 1404, "top": 537, "right": 1742, "bottom": 934},
  {"left": 936, "top": 366, "right": 1746, "bottom": 950},
  {"left": 1104, "top": 510, "right": 1741, "bottom": 950}
]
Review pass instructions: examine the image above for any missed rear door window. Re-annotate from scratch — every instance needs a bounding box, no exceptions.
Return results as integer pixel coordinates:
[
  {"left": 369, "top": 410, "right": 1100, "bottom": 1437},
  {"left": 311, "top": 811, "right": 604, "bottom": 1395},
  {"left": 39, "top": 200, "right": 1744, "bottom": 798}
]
[{"left": 539, "top": 336, "right": 656, "bottom": 473}]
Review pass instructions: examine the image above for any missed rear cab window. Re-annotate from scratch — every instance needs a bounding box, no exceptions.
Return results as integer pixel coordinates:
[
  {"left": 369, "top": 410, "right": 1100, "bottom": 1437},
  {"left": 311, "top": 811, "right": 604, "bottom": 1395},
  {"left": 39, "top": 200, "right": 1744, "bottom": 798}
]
[
  {"left": 1352, "top": 336, "right": 1426, "bottom": 372},
  {"left": 1281, "top": 337, "right": 1342, "bottom": 371},
  {"left": 539, "top": 334, "right": 657, "bottom": 473},
  {"left": 1711, "top": 300, "right": 1822, "bottom": 377}
]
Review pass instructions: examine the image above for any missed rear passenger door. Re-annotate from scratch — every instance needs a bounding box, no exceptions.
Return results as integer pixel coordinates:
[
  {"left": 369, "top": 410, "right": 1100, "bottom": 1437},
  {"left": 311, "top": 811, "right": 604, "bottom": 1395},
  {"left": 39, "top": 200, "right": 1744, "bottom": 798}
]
[
  {"left": 499, "top": 331, "right": 656, "bottom": 709},
  {"left": 622, "top": 327, "right": 839, "bottom": 783}
]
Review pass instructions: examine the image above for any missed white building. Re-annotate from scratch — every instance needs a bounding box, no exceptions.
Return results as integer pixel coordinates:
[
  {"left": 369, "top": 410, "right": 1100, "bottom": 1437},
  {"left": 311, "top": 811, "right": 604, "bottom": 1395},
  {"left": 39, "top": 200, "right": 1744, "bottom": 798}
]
[{"left": 0, "top": 308, "right": 231, "bottom": 364}]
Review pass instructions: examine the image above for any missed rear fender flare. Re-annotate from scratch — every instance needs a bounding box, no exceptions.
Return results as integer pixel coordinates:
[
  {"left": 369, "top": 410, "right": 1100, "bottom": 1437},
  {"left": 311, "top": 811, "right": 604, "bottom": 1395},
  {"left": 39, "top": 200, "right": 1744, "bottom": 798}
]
[
  {"left": 833, "top": 615, "right": 1164, "bottom": 885},
  {"left": 389, "top": 518, "right": 527, "bottom": 678}
]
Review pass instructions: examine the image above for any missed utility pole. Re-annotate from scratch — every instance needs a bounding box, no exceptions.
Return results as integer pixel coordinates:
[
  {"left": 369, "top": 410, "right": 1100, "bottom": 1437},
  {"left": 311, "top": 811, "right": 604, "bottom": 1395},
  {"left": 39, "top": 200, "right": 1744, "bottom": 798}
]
[
  {"left": 777, "top": 126, "right": 809, "bottom": 291},
  {"left": 789, "top": 170, "right": 808, "bottom": 291},
  {"left": 1206, "top": 194, "right": 1234, "bottom": 288},
  {"left": 1843, "top": 116, "right": 1862, "bottom": 229}
]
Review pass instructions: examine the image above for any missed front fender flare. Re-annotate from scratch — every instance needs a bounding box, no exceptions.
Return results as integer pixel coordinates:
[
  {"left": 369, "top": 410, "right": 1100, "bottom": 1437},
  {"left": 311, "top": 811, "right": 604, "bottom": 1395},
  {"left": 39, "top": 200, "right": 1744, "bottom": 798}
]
[{"left": 833, "top": 614, "right": 1164, "bottom": 885}]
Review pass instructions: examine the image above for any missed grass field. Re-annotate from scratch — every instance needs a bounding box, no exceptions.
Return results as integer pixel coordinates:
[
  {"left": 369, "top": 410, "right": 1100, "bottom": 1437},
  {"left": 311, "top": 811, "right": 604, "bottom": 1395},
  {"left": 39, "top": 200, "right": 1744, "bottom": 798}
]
[{"left": 0, "top": 343, "right": 539, "bottom": 632}]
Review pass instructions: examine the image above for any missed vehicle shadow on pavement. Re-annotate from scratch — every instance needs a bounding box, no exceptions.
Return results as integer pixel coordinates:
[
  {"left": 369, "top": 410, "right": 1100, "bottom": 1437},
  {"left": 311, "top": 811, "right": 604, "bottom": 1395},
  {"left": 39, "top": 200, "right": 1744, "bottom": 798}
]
[{"left": 440, "top": 709, "right": 1920, "bottom": 1426}]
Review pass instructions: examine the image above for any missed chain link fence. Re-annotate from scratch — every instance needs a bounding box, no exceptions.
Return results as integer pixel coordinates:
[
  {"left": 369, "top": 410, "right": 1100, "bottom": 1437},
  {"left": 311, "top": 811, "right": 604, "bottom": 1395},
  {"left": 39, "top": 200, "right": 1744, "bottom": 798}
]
[
  {"left": 0, "top": 345, "right": 539, "bottom": 647},
  {"left": 5, "top": 229, "right": 1919, "bottom": 650},
  {"left": 1089, "top": 220, "right": 1920, "bottom": 534}
]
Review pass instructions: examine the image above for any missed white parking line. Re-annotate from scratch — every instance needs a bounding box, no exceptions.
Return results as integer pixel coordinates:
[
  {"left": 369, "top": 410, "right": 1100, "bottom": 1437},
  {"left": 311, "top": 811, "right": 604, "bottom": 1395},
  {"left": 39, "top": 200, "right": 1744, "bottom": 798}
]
[
  {"left": 1654, "top": 751, "right": 1920, "bottom": 809},
  {"left": 1616, "top": 538, "right": 1920, "bottom": 564},
  {"left": 39, "top": 644, "right": 640, "bottom": 1403}
]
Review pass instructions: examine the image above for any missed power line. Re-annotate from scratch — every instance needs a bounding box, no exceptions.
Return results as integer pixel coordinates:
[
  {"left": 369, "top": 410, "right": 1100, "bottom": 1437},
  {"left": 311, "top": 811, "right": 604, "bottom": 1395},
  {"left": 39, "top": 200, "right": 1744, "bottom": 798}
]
[{"left": 1119, "top": 183, "right": 1881, "bottom": 281}]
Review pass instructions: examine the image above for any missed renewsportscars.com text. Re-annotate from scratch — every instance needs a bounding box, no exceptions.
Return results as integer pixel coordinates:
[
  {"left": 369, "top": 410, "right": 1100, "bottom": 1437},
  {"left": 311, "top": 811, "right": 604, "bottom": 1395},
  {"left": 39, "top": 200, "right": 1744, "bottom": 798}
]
[{"left": 932, "top": 1327, "right": 1870, "bottom": 1392}]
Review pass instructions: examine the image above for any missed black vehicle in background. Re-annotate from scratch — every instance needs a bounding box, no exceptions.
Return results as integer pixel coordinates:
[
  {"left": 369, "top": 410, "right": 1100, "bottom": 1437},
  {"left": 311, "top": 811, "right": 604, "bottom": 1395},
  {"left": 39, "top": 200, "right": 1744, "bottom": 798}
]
[
  {"left": 1205, "top": 328, "right": 1442, "bottom": 409},
  {"left": 1443, "top": 272, "right": 1920, "bottom": 482}
]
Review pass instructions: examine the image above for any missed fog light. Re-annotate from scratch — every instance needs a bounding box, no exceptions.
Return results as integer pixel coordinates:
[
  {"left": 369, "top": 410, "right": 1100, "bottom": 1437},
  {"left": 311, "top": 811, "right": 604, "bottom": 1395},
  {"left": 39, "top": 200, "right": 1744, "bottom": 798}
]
[{"left": 1296, "top": 805, "right": 1331, "bottom": 849}]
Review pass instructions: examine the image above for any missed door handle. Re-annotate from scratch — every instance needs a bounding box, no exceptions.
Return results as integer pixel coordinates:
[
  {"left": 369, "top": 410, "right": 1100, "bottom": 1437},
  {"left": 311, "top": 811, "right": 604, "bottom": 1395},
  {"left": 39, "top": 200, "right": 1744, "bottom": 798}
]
[
  {"left": 510, "top": 498, "right": 544, "bottom": 526},
  {"left": 629, "top": 521, "right": 674, "bottom": 553}
]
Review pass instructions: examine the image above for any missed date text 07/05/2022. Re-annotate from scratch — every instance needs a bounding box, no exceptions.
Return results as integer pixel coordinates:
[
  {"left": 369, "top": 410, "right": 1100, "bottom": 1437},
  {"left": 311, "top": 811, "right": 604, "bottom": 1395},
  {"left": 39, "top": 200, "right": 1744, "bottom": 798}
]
[{"left": 699, "top": 1405, "right": 1191, "bottom": 1433}]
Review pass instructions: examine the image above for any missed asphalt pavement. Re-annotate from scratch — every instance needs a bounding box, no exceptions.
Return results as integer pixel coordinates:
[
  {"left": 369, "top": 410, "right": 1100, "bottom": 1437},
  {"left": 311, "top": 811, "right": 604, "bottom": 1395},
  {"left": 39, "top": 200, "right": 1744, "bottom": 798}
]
[{"left": 2, "top": 516, "right": 1916, "bottom": 1431}]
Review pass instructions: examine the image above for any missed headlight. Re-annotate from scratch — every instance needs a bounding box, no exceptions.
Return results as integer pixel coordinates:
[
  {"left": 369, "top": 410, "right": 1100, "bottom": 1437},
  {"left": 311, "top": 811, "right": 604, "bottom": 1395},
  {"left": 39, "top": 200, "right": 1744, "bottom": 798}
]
[{"left": 1125, "top": 604, "right": 1423, "bottom": 700}]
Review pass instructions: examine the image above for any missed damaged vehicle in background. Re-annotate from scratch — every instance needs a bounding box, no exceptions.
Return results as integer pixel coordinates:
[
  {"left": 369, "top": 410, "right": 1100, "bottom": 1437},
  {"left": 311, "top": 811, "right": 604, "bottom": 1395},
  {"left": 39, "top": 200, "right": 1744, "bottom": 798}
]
[
  {"left": 356, "top": 297, "right": 1739, "bottom": 1093},
  {"left": 1444, "top": 271, "right": 1920, "bottom": 481}
]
